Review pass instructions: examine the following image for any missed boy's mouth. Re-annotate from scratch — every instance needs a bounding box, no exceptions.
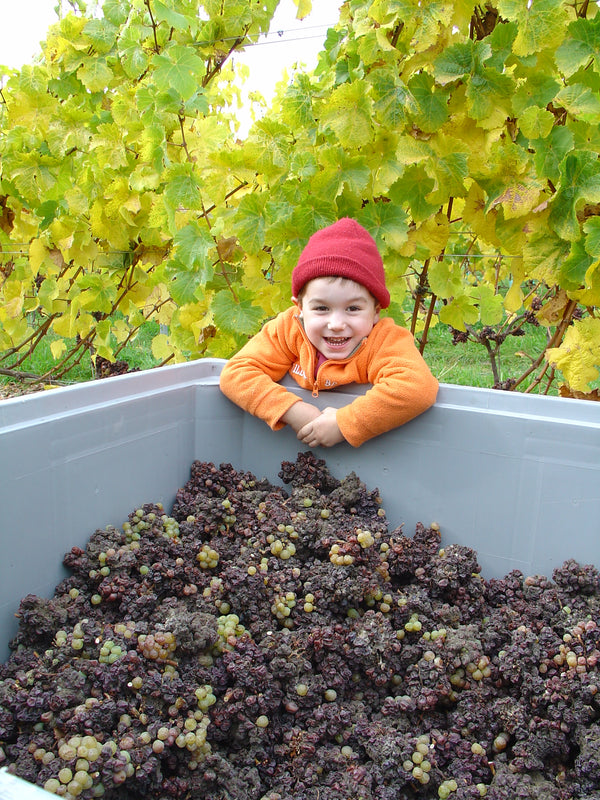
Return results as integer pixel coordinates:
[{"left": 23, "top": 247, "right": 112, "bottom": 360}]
[{"left": 324, "top": 337, "right": 350, "bottom": 347}]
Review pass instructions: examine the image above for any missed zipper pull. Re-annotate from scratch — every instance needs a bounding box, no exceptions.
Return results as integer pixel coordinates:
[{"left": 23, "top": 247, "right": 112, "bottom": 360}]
[{"left": 312, "top": 382, "right": 319, "bottom": 398}]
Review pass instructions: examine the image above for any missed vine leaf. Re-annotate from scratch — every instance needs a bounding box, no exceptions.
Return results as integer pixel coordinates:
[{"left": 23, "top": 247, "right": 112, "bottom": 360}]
[
  {"left": 212, "top": 288, "right": 266, "bottom": 336},
  {"left": 152, "top": 47, "right": 206, "bottom": 100},
  {"left": 547, "top": 317, "right": 600, "bottom": 392}
]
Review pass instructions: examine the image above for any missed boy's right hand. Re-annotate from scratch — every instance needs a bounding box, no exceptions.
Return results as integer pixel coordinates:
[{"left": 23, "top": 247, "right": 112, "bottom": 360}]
[{"left": 280, "top": 401, "right": 322, "bottom": 435}]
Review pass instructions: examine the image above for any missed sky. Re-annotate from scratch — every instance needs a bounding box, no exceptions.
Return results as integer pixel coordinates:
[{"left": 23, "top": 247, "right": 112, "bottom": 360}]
[{"left": 0, "top": 0, "right": 343, "bottom": 93}]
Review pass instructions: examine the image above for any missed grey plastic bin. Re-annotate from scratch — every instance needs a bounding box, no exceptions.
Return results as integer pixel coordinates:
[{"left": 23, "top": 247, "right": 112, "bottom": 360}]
[{"left": 1, "top": 358, "right": 600, "bottom": 665}]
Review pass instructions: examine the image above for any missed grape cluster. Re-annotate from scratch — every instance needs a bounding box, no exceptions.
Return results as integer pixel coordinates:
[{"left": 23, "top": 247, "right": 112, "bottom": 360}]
[{"left": 1, "top": 453, "right": 599, "bottom": 800}]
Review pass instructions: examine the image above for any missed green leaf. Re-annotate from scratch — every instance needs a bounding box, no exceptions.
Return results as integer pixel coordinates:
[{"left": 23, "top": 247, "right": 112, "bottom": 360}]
[
  {"left": 389, "top": 165, "right": 438, "bottom": 223},
  {"left": 368, "top": 68, "right": 416, "bottom": 128},
  {"left": 497, "top": 0, "right": 568, "bottom": 57},
  {"left": 164, "top": 165, "right": 203, "bottom": 210},
  {"left": 173, "top": 222, "right": 214, "bottom": 276},
  {"left": 78, "top": 274, "right": 117, "bottom": 314},
  {"left": 408, "top": 72, "right": 449, "bottom": 132},
  {"left": 282, "top": 74, "right": 317, "bottom": 129},
  {"left": 319, "top": 82, "right": 373, "bottom": 148},
  {"left": 244, "top": 119, "right": 292, "bottom": 178},
  {"left": 37, "top": 278, "right": 59, "bottom": 312},
  {"left": 289, "top": 150, "right": 318, "bottom": 180},
  {"left": 433, "top": 40, "right": 479, "bottom": 84},
  {"left": 519, "top": 106, "right": 554, "bottom": 140},
  {"left": 77, "top": 58, "right": 114, "bottom": 92},
  {"left": 428, "top": 259, "right": 464, "bottom": 299},
  {"left": 512, "top": 74, "right": 560, "bottom": 116},
  {"left": 318, "top": 148, "right": 371, "bottom": 197},
  {"left": 523, "top": 231, "right": 570, "bottom": 284},
  {"left": 153, "top": 0, "right": 199, "bottom": 35},
  {"left": 583, "top": 217, "right": 600, "bottom": 259},
  {"left": 555, "top": 16, "right": 600, "bottom": 78},
  {"left": 120, "top": 43, "right": 149, "bottom": 80},
  {"left": 559, "top": 239, "right": 594, "bottom": 290},
  {"left": 532, "top": 125, "right": 574, "bottom": 184},
  {"left": 466, "top": 67, "right": 514, "bottom": 125},
  {"left": 83, "top": 19, "right": 118, "bottom": 54},
  {"left": 235, "top": 194, "right": 267, "bottom": 254},
  {"left": 555, "top": 83, "right": 600, "bottom": 122},
  {"left": 212, "top": 288, "right": 266, "bottom": 336},
  {"left": 471, "top": 284, "right": 504, "bottom": 325},
  {"left": 358, "top": 203, "right": 409, "bottom": 251},
  {"left": 435, "top": 152, "right": 469, "bottom": 199},
  {"left": 291, "top": 202, "right": 338, "bottom": 245},
  {"left": 103, "top": 0, "right": 130, "bottom": 26},
  {"left": 152, "top": 46, "right": 206, "bottom": 101},
  {"left": 549, "top": 151, "right": 600, "bottom": 241},
  {"left": 439, "top": 295, "right": 479, "bottom": 330},
  {"left": 167, "top": 259, "right": 212, "bottom": 306}
]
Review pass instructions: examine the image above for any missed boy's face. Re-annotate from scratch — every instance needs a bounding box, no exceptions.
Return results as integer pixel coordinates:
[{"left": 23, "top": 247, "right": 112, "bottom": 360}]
[{"left": 294, "top": 277, "right": 380, "bottom": 360}]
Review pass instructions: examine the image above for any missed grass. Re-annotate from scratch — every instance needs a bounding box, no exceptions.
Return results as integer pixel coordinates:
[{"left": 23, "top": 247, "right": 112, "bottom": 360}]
[
  {"left": 0, "top": 317, "right": 564, "bottom": 397},
  {"left": 421, "top": 322, "right": 558, "bottom": 395}
]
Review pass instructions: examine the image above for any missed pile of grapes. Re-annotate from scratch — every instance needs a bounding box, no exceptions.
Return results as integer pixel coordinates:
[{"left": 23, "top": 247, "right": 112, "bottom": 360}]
[{"left": 1, "top": 453, "right": 599, "bottom": 800}]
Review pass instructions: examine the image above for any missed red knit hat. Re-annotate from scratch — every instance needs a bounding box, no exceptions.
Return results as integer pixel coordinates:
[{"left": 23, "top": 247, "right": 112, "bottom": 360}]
[{"left": 292, "top": 218, "right": 390, "bottom": 308}]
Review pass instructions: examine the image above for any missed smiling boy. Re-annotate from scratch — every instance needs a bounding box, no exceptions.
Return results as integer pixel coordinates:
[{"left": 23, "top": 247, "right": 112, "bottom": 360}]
[{"left": 219, "top": 218, "right": 438, "bottom": 448}]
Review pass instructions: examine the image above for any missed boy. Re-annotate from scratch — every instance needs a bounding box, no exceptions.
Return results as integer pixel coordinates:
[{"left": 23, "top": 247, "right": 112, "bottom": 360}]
[{"left": 219, "top": 218, "right": 438, "bottom": 447}]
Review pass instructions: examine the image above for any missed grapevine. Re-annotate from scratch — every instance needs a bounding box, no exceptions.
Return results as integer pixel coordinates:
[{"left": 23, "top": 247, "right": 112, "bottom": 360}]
[{"left": 1, "top": 452, "right": 599, "bottom": 800}]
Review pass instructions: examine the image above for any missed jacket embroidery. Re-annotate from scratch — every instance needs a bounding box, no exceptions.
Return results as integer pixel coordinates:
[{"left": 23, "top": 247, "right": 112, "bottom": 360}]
[{"left": 291, "top": 362, "right": 307, "bottom": 379}]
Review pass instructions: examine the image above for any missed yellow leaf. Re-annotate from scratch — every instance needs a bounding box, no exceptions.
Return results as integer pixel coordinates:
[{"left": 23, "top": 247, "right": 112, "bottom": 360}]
[
  {"left": 492, "top": 181, "right": 544, "bottom": 220},
  {"left": 94, "top": 343, "right": 115, "bottom": 361},
  {"left": 294, "top": 0, "right": 312, "bottom": 20},
  {"left": 112, "top": 318, "right": 131, "bottom": 344},
  {"left": 504, "top": 257, "right": 525, "bottom": 313},
  {"left": 0, "top": 315, "right": 28, "bottom": 340},
  {"left": 28, "top": 241, "right": 65, "bottom": 277},
  {"left": 29, "top": 238, "right": 48, "bottom": 273},
  {"left": 50, "top": 339, "right": 67, "bottom": 360},
  {"left": 569, "top": 266, "right": 600, "bottom": 307},
  {"left": 124, "top": 300, "right": 146, "bottom": 327},
  {"left": 64, "top": 186, "right": 90, "bottom": 215},
  {"left": 411, "top": 213, "right": 450, "bottom": 258},
  {"left": 463, "top": 184, "right": 501, "bottom": 248},
  {"left": 49, "top": 218, "right": 76, "bottom": 252},
  {"left": 535, "top": 289, "right": 569, "bottom": 327},
  {"left": 75, "top": 312, "right": 96, "bottom": 339},
  {"left": 52, "top": 301, "right": 80, "bottom": 338},
  {"left": 151, "top": 332, "right": 173, "bottom": 361},
  {"left": 546, "top": 317, "right": 600, "bottom": 393},
  {"left": 395, "top": 135, "right": 431, "bottom": 165},
  {"left": 2, "top": 280, "right": 24, "bottom": 317}
]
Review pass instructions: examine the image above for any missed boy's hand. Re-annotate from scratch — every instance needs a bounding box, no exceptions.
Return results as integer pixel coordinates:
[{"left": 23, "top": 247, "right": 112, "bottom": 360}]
[
  {"left": 280, "top": 401, "right": 322, "bottom": 434},
  {"left": 296, "top": 407, "right": 345, "bottom": 448}
]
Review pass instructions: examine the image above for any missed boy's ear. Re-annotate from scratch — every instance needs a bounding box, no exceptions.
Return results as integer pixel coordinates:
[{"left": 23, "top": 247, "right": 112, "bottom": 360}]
[{"left": 292, "top": 295, "right": 300, "bottom": 308}]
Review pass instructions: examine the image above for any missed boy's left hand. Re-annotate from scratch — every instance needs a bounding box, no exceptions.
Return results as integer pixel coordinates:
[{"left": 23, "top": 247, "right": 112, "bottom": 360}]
[{"left": 296, "top": 407, "right": 345, "bottom": 448}]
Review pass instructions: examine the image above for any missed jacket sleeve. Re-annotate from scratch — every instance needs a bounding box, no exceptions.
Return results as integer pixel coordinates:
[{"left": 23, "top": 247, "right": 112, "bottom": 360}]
[
  {"left": 219, "top": 312, "right": 303, "bottom": 430},
  {"left": 335, "top": 323, "right": 438, "bottom": 447}
]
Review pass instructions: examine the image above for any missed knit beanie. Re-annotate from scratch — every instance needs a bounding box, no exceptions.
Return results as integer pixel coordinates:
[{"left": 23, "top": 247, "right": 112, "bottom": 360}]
[{"left": 292, "top": 218, "right": 390, "bottom": 308}]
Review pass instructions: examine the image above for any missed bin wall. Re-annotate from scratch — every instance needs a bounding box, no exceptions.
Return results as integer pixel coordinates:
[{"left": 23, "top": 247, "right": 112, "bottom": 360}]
[{"left": 1, "top": 359, "right": 599, "bottom": 660}]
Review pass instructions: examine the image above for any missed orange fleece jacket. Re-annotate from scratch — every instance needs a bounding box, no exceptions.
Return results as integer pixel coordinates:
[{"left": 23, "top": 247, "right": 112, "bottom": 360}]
[{"left": 219, "top": 306, "right": 439, "bottom": 447}]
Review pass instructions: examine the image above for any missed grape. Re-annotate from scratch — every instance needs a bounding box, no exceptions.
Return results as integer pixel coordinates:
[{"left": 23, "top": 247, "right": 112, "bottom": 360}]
[{"left": 1, "top": 453, "right": 599, "bottom": 800}]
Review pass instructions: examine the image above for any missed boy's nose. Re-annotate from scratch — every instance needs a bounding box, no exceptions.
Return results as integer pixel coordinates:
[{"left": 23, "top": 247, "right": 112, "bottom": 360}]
[{"left": 327, "top": 314, "right": 345, "bottom": 330}]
